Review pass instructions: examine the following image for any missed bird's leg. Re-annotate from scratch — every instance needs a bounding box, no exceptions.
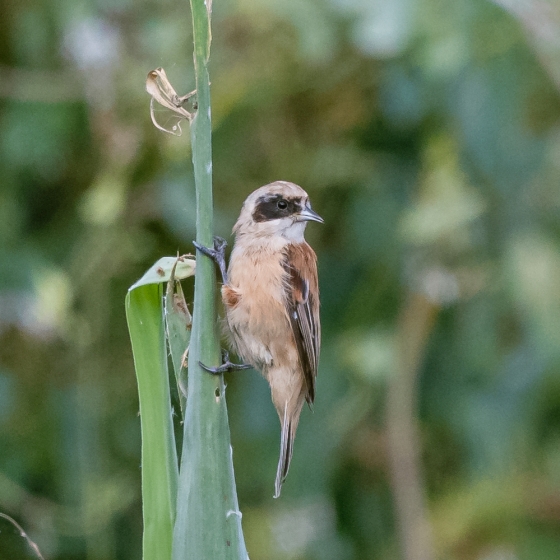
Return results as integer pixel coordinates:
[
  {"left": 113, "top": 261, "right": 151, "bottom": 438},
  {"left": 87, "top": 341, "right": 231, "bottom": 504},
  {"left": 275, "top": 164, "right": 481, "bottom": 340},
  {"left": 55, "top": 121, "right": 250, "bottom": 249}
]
[
  {"left": 193, "top": 236, "right": 228, "bottom": 284},
  {"left": 199, "top": 350, "right": 252, "bottom": 375},
  {"left": 194, "top": 239, "right": 249, "bottom": 373}
]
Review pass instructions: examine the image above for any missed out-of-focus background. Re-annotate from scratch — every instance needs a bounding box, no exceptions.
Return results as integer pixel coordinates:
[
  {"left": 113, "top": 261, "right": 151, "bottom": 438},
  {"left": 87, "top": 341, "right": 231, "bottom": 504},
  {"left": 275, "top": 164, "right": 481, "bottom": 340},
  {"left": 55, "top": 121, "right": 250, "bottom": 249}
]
[{"left": 2, "top": 0, "right": 560, "bottom": 558}]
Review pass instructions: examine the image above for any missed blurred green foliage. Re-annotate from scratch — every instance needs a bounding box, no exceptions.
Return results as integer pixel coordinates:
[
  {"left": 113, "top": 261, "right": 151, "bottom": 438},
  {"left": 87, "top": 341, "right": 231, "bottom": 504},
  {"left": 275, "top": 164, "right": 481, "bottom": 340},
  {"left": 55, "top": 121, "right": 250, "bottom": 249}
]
[{"left": 2, "top": 0, "right": 560, "bottom": 558}]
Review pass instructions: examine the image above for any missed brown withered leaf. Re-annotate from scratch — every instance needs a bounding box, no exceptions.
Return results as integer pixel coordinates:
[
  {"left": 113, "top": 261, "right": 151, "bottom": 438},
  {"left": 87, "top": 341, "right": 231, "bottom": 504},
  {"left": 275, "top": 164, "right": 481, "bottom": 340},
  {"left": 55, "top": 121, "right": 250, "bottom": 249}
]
[{"left": 146, "top": 68, "right": 196, "bottom": 136}]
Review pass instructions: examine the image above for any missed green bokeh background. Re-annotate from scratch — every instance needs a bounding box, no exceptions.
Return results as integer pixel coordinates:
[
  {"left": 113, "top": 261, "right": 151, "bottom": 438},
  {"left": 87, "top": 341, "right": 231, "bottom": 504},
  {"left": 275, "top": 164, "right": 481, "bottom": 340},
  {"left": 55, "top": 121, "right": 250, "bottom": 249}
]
[{"left": 2, "top": 0, "right": 560, "bottom": 558}]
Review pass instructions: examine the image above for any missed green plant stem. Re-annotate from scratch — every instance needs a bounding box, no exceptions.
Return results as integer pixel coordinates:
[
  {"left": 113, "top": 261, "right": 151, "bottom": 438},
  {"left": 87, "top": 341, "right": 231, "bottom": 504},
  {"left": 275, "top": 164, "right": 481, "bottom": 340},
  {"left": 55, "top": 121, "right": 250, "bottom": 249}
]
[
  {"left": 387, "top": 293, "right": 436, "bottom": 560},
  {"left": 171, "top": 0, "right": 247, "bottom": 558}
]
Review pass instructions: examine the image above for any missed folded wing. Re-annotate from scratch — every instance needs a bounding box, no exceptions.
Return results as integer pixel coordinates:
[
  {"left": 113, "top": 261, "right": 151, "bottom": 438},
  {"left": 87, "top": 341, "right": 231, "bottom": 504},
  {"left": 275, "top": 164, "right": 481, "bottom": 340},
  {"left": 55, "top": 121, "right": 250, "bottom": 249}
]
[{"left": 282, "top": 243, "right": 320, "bottom": 404}]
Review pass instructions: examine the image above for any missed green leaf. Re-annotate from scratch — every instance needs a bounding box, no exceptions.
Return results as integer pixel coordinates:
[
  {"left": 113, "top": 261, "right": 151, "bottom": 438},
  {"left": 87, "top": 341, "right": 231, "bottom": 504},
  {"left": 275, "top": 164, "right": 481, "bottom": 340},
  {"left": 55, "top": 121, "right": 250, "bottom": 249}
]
[
  {"left": 129, "top": 256, "right": 196, "bottom": 290},
  {"left": 165, "top": 261, "right": 192, "bottom": 418},
  {"left": 126, "top": 284, "right": 179, "bottom": 560}
]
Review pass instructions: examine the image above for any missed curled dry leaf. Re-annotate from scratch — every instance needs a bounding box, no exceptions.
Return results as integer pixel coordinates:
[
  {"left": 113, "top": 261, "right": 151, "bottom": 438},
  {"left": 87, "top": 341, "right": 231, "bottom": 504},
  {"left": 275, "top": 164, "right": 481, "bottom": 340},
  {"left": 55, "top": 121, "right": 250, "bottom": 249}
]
[{"left": 146, "top": 68, "right": 197, "bottom": 136}]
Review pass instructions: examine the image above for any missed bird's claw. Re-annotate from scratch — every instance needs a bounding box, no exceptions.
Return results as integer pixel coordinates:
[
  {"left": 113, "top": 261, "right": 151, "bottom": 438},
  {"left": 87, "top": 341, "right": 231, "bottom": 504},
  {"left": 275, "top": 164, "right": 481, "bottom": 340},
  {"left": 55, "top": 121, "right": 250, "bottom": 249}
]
[
  {"left": 199, "top": 350, "right": 252, "bottom": 375},
  {"left": 193, "top": 236, "right": 226, "bottom": 259},
  {"left": 193, "top": 236, "right": 228, "bottom": 284}
]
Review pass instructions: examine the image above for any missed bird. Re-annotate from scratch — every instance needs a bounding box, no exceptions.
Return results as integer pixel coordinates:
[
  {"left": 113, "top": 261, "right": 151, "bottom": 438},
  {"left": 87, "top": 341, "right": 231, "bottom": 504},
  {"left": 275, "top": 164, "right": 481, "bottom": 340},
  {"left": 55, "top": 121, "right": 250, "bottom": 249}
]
[{"left": 194, "top": 181, "right": 322, "bottom": 497}]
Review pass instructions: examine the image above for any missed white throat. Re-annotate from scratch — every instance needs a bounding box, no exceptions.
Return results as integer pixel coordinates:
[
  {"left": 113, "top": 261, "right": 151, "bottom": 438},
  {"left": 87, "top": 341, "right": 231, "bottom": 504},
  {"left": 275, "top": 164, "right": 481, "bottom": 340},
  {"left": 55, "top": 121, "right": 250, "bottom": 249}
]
[{"left": 281, "top": 220, "right": 307, "bottom": 243}]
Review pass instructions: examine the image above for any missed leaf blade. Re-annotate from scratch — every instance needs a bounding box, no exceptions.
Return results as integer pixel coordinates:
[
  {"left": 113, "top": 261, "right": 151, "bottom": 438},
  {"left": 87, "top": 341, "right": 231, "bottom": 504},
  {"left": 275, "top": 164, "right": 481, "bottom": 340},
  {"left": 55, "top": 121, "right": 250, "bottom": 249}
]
[{"left": 126, "top": 285, "right": 179, "bottom": 560}]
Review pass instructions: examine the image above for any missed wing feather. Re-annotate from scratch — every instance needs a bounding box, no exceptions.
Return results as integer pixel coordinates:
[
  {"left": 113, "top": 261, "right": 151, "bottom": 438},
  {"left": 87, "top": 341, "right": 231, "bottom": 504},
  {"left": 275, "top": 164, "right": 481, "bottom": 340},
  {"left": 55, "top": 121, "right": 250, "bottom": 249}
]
[{"left": 282, "top": 243, "right": 320, "bottom": 404}]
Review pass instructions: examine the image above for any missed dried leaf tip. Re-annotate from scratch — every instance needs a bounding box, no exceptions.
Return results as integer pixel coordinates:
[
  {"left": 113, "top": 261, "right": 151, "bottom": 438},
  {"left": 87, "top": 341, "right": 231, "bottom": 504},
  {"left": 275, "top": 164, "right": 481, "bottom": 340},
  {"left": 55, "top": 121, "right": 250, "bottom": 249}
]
[{"left": 145, "top": 67, "right": 197, "bottom": 136}]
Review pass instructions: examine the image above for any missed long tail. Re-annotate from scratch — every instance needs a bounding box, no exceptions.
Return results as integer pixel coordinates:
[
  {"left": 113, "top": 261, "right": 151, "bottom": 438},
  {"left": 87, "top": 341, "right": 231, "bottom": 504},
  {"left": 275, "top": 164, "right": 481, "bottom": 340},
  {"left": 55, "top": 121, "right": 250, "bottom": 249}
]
[{"left": 274, "top": 402, "right": 296, "bottom": 498}]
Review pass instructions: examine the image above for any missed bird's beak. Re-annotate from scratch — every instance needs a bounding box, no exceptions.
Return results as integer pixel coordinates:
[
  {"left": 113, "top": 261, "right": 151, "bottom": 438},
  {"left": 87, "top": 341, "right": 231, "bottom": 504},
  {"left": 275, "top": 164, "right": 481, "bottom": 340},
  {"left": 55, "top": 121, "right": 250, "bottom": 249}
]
[{"left": 298, "top": 204, "right": 324, "bottom": 224}]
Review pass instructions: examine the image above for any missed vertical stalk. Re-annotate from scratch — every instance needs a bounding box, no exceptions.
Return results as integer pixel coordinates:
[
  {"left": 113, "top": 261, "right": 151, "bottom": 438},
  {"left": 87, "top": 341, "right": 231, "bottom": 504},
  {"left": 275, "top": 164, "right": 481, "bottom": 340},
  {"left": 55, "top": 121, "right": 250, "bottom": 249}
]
[
  {"left": 171, "top": 0, "right": 248, "bottom": 558},
  {"left": 386, "top": 293, "right": 436, "bottom": 560}
]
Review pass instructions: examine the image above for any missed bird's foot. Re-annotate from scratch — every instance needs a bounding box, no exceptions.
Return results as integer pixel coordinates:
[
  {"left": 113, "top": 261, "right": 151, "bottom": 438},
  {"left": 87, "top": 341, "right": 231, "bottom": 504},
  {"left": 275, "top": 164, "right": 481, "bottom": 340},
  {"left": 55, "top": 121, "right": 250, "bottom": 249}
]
[
  {"left": 199, "top": 350, "right": 252, "bottom": 375},
  {"left": 193, "top": 236, "right": 228, "bottom": 284}
]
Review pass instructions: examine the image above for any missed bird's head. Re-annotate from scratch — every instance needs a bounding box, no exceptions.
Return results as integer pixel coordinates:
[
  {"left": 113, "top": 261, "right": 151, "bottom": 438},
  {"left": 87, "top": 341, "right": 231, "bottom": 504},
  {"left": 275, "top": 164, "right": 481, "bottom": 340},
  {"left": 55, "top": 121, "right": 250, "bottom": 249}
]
[{"left": 233, "top": 181, "right": 323, "bottom": 242}]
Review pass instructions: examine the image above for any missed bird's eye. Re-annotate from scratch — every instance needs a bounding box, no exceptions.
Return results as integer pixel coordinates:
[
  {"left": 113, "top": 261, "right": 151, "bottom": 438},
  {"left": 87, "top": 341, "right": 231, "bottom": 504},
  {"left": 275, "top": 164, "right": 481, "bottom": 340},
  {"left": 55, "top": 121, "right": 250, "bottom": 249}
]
[{"left": 277, "top": 200, "right": 288, "bottom": 210}]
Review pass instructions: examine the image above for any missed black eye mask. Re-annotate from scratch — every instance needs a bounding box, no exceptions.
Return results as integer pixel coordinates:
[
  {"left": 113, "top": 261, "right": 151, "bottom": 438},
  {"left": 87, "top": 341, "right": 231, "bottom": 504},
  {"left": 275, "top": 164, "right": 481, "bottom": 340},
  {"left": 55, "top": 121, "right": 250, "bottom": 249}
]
[{"left": 252, "top": 195, "right": 302, "bottom": 222}]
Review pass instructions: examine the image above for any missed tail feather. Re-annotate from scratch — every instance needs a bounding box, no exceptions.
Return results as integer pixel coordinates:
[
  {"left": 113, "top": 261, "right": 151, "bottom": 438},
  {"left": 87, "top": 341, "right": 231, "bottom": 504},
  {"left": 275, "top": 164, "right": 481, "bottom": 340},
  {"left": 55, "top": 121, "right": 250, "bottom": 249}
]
[{"left": 274, "top": 402, "right": 294, "bottom": 498}]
